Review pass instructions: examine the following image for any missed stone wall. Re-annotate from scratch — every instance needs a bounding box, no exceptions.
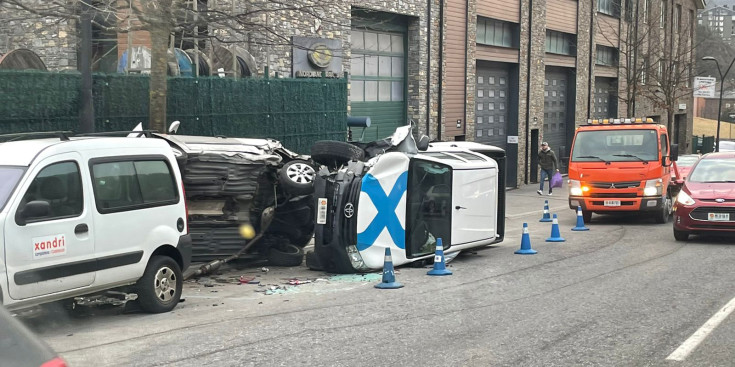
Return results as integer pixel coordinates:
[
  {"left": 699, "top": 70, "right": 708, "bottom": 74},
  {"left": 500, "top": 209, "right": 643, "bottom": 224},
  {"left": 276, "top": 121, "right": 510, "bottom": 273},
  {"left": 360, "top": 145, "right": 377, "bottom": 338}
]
[{"left": 0, "top": 5, "right": 77, "bottom": 71}]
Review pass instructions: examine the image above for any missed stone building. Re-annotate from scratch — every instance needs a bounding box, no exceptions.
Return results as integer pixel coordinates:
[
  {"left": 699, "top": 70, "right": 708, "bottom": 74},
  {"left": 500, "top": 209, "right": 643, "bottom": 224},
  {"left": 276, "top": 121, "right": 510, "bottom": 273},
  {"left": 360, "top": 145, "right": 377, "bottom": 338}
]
[{"left": 0, "top": 0, "right": 705, "bottom": 187}]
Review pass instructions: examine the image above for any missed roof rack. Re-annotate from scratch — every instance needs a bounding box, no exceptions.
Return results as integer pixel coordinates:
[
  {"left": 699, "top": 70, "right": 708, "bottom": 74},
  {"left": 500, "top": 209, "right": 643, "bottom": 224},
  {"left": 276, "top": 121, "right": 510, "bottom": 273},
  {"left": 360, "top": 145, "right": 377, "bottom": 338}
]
[
  {"left": 75, "top": 130, "right": 157, "bottom": 138},
  {"left": 0, "top": 131, "right": 72, "bottom": 143}
]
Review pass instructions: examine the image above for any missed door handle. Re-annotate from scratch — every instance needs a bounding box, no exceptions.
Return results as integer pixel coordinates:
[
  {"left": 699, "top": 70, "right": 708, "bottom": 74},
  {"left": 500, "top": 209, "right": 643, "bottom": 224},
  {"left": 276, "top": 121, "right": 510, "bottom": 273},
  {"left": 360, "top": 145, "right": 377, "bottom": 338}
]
[
  {"left": 75, "top": 223, "right": 89, "bottom": 234},
  {"left": 455, "top": 206, "right": 467, "bottom": 210}
]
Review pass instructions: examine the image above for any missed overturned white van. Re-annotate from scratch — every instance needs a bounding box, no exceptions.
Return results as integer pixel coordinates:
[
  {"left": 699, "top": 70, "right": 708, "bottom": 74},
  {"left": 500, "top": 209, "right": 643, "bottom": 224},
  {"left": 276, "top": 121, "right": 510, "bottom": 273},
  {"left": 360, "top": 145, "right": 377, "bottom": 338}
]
[{"left": 309, "top": 126, "right": 506, "bottom": 273}]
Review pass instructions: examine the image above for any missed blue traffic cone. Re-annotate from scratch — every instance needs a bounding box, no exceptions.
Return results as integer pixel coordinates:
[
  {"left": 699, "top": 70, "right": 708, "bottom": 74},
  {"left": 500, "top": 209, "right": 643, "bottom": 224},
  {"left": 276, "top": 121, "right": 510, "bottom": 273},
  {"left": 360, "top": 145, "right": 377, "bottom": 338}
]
[
  {"left": 539, "top": 200, "right": 552, "bottom": 222},
  {"left": 546, "top": 214, "right": 566, "bottom": 242},
  {"left": 571, "top": 206, "right": 590, "bottom": 231},
  {"left": 515, "top": 223, "right": 537, "bottom": 255},
  {"left": 375, "top": 247, "right": 404, "bottom": 289},
  {"left": 427, "top": 238, "right": 453, "bottom": 276}
]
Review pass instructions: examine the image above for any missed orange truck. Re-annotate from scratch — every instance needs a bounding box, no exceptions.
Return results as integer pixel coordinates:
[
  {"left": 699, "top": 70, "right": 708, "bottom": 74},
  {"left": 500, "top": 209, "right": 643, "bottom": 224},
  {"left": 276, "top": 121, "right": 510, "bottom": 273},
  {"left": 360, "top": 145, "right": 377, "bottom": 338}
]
[{"left": 567, "top": 118, "right": 682, "bottom": 223}]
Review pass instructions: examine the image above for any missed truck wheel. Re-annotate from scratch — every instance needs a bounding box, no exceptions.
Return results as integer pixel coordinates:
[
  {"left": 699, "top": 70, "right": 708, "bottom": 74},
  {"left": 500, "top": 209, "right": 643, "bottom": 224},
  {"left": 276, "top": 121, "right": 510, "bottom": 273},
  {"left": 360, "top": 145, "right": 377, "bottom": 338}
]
[
  {"left": 673, "top": 228, "right": 690, "bottom": 241},
  {"left": 310, "top": 141, "right": 365, "bottom": 168},
  {"left": 655, "top": 193, "right": 673, "bottom": 224},
  {"left": 135, "top": 256, "right": 183, "bottom": 313},
  {"left": 279, "top": 160, "right": 316, "bottom": 195},
  {"left": 582, "top": 210, "right": 592, "bottom": 224},
  {"left": 266, "top": 243, "right": 304, "bottom": 267}
]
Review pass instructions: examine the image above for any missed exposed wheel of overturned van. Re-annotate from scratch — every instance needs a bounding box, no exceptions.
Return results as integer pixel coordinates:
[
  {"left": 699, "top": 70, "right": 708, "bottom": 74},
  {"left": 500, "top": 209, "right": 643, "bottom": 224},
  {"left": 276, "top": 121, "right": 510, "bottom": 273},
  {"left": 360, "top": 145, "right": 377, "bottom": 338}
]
[
  {"left": 135, "top": 256, "right": 182, "bottom": 313},
  {"left": 654, "top": 193, "right": 673, "bottom": 224},
  {"left": 310, "top": 141, "right": 365, "bottom": 168},
  {"left": 279, "top": 160, "right": 316, "bottom": 195},
  {"left": 266, "top": 243, "right": 304, "bottom": 267}
]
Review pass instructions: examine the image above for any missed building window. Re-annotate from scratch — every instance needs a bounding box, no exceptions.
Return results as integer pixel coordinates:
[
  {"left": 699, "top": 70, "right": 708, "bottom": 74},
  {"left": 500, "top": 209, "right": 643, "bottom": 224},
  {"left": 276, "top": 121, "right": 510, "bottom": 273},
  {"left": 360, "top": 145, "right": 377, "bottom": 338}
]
[
  {"left": 675, "top": 5, "right": 682, "bottom": 31},
  {"left": 661, "top": 0, "right": 666, "bottom": 28},
  {"left": 350, "top": 29, "right": 405, "bottom": 103},
  {"left": 641, "top": 59, "right": 648, "bottom": 85},
  {"left": 599, "top": 0, "right": 621, "bottom": 17},
  {"left": 644, "top": 0, "right": 649, "bottom": 23},
  {"left": 625, "top": 0, "right": 633, "bottom": 21},
  {"left": 545, "top": 30, "right": 577, "bottom": 56},
  {"left": 477, "top": 17, "right": 520, "bottom": 48},
  {"left": 596, "top": 45, "right": 619, "bottom": 66}
]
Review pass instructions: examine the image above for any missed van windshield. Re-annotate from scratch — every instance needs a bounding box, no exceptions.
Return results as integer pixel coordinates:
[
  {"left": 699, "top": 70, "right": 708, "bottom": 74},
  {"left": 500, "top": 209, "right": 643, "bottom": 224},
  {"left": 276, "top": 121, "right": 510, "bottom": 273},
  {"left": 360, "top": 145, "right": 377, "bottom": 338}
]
[
  {"left": 0, "top": 166, "right": 25, "bottom": 211},
  {"left": 571, "top": 129, "right": 659, "bottom": 162}
]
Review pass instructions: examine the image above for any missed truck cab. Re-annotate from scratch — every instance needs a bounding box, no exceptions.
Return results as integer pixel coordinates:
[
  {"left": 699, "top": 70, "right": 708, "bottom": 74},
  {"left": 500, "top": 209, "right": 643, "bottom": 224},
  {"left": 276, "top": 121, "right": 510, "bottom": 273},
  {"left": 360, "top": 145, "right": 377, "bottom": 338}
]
[{"left": 567, "top": 118, "right": 680, "bottom": 223}]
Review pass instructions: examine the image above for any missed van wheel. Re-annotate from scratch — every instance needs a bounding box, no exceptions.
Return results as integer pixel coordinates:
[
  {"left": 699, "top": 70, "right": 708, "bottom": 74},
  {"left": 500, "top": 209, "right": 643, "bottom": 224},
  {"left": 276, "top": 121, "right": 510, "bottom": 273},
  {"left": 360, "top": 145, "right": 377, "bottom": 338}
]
[
  {"left": 266, "top": 243, "right": 304, "bottom": 267},
  {"left": 310, "top": 141, "right": 365, "bottom": 168},
  {"left": 135, "top": 256, "right": 182, "bottom": 313},
  {"left": 279, "top": 160, "right": 316, "bottom": 195},
  {"left": 655, "top": 193, "right": 673, "bottom": 224}
]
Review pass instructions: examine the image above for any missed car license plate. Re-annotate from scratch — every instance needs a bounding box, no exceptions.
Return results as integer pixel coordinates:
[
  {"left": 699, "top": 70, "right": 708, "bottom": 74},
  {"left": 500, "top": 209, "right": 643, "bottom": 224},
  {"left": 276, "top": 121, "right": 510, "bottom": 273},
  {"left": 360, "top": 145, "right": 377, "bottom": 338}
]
[
  {"left": 708, "top": 212, "right": 730, "bottom": 221},
  {"left": 317, "top": 198, "right": 328, "bottom": 224},
  {"left": 604, "top": 200, "right": 621, "bottom": 207}
]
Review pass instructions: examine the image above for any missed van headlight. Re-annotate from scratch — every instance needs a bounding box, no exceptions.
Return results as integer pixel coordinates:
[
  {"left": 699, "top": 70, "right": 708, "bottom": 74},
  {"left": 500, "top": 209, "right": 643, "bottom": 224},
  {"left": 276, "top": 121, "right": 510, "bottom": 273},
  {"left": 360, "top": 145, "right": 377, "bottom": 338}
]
[
  {"left": 643, "top": 178, "right": 663, "bottom": 196},
  {"left": 569, "top": 179, "right": 583, "bottom": 196},
  {"left": 676, "top": 191, "right": 695, "bottom": 206}
]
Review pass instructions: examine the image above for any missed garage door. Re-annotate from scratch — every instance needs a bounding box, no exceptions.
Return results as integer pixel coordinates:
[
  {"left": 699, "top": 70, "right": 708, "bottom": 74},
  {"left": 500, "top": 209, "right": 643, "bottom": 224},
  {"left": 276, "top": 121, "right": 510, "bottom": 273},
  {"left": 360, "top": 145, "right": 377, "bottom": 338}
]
[
  {"left": 475, "top": 66, "right": 510, "bottom": 148},
  {"left": 350, "top": 29, "right": 406, "bottom": 141},
  {"left": 543, "top": 69, "right": 570, "bottom": 171},
  {"left": 593, "top": 77, "right": 618, "bottom": 120}
]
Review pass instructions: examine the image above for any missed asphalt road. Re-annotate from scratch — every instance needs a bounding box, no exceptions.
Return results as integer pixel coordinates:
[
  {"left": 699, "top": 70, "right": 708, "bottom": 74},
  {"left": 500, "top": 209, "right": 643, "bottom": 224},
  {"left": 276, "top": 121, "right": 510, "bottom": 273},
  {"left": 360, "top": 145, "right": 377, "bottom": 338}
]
[{"left": 20, "top": 186, "right": 735, "bottom": 367}]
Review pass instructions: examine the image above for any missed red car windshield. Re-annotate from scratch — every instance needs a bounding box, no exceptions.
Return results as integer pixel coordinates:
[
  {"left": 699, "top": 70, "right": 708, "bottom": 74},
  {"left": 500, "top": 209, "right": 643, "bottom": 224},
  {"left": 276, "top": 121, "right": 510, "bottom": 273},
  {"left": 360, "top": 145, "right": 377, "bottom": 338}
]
[{"left": 688, "top": 158, "right": 735, "bottom": 183}]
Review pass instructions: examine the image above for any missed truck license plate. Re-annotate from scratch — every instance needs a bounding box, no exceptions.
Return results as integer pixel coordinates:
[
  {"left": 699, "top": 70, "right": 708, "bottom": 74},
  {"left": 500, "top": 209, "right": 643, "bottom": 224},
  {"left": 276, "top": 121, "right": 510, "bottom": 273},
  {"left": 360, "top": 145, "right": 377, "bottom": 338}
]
[
  {"left": 708, "top": 212, "right": 730, "bottom": 221},
  {"left": 604, "top": 200, "right": 621, "bottom": 207},
  {"left": 317, "top": 198, "right": 328, "bottom": 224}
]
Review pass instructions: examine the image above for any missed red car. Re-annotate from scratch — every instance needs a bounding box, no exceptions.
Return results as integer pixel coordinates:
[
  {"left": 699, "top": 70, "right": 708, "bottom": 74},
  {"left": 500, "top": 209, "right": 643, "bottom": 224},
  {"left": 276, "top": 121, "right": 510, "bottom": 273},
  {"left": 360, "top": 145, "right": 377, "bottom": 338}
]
[
  {"left": 673, "top": 152, "right": 735, "bottom": 241},
  {"left": 672, "top": 154, "right": 700, "bottom": 181}
]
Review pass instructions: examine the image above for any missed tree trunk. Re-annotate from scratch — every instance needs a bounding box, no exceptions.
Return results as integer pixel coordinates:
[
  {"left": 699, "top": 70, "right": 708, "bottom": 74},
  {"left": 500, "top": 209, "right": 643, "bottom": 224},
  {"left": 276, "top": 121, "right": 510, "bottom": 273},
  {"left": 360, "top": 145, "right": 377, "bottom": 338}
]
[{"left": 149, "top": 27, "right": 169, "bottom": 132}]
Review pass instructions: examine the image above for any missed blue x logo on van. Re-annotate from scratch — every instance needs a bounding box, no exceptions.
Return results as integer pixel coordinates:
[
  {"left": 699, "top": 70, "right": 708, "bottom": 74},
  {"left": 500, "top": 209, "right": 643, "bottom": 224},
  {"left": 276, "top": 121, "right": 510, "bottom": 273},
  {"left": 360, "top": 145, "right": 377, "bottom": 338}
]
[{"left": 357, "top": 171, "right": 408, "bottom": 251}]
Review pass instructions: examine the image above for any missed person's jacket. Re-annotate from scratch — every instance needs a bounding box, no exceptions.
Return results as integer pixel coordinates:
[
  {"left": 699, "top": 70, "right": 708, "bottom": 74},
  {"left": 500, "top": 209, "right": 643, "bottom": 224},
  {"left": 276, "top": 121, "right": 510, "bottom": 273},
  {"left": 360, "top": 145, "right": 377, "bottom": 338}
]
[{"left": 538, "top": 148, "right": 558, "bottom": 171}]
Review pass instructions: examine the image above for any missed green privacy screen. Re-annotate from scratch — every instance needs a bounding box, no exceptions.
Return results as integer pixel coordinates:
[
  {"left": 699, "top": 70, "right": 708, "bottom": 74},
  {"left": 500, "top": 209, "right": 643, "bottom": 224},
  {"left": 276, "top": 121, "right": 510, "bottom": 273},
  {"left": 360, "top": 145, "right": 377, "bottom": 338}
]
[{"left": 0, "top": 71, "right": 348, "bottom": 154}]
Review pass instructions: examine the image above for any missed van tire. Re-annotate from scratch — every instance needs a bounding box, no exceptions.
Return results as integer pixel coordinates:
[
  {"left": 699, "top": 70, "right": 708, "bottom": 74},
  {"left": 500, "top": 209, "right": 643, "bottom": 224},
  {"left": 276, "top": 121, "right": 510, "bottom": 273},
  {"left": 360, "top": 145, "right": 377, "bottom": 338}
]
[
  {"left": 266, "top": 243, "right": 304, "bottom": 267},
  {"left": 136, "top": 256, "right": 183, "bottom": 313},
  {"left": 279, "top": 160, "right": 316, "bottom": 195},
  {"left": 310, "top": 141, "right": 364, "bottom": 167}
]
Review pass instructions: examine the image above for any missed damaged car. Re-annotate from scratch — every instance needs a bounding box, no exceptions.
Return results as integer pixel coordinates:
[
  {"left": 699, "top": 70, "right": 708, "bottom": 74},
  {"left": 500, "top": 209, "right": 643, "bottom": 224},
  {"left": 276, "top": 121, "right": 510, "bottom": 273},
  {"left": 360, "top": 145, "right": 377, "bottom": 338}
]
[
  {"left": 308, "top": 125, "right": 506, "bottom": 273},
  {"left": 155, "top": 133, "right": 316, "bottom": 267}
]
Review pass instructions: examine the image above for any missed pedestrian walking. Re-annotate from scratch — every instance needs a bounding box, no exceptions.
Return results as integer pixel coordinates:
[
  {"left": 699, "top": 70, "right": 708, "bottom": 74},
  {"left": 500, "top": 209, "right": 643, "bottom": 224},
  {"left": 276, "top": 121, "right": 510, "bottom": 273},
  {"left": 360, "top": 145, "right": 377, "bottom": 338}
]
[{"left": 538, "top": 142, "right": 559, "bottom": 196}]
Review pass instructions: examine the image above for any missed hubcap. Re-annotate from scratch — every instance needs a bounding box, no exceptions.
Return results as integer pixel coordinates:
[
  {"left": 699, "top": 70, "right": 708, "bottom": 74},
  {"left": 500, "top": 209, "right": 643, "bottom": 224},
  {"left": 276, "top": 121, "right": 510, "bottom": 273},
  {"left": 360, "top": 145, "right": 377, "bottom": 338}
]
[
  {"left": 287, "top": 163, "right": 315, "bottom": 184},
  {"left": 154, "top": 266, "right": 177, "bottom": 302}
]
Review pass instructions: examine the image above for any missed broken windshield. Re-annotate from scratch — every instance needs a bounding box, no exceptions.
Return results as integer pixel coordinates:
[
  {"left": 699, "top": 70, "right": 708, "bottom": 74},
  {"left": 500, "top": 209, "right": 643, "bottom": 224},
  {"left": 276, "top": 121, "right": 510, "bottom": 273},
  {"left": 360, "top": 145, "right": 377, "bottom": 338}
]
[
  {"left": 0, "top": 166, "right": 25, "bottom": 211},
  {"left": 571, "top": 129, "right": 659, "bottom": 162}
]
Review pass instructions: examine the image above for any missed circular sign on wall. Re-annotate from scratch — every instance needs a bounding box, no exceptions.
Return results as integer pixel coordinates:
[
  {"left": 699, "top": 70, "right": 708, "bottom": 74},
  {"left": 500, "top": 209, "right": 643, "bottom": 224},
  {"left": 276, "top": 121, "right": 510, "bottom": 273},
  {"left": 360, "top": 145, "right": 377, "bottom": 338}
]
[{"left": 308, "top": 44, "right": 333, "bottom": 69}]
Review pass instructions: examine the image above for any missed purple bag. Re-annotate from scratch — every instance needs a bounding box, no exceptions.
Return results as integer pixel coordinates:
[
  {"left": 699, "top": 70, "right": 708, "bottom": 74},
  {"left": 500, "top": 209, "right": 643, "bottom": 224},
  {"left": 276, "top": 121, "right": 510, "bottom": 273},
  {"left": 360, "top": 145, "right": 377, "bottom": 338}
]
[{"left": 550, "top": 172, "right": 563, "bottom": 188}]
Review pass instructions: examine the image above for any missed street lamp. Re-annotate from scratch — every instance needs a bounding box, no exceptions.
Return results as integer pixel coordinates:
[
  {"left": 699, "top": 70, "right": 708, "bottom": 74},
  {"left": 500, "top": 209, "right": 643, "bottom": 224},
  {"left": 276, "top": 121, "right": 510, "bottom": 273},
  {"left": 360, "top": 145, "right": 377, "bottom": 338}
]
[{"left": 702, "top": 56, "right": 735, "bottom": 152}]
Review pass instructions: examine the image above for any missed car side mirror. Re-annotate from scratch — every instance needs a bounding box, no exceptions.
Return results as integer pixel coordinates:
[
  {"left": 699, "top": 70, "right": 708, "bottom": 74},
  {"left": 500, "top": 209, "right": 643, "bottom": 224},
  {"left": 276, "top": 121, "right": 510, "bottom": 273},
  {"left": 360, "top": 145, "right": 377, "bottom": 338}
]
[
  {"left": 17, "top": 200, "right": 51, "bottom": 226},
  {"left": 417, "top": 135, "right": 430, "bottom": 151}
]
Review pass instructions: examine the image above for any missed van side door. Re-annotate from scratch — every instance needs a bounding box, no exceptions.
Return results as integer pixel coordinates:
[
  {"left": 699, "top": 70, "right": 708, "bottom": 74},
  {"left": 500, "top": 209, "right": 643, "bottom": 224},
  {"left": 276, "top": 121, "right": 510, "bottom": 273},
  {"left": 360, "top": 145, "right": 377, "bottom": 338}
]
[
  {"left": 4, "top": 154, "right": 95, "bottom": 300},
  {"left": 451, "top": 167, "right": 498, "bottom": 245}
]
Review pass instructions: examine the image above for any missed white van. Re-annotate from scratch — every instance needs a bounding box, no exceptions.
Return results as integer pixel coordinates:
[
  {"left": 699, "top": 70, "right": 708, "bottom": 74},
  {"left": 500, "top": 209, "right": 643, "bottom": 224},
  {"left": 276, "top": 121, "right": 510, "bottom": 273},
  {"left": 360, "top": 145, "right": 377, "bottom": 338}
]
[{"left": 0, "top": 134, "right": 191, "bottom": 313}]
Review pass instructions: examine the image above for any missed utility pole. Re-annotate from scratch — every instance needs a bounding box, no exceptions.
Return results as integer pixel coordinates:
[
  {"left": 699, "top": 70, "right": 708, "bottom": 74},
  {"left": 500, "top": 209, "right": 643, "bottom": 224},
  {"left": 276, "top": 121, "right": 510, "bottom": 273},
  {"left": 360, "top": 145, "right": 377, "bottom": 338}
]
[{"left": 79, "top": 1, "right": 95, "bottom": 133}]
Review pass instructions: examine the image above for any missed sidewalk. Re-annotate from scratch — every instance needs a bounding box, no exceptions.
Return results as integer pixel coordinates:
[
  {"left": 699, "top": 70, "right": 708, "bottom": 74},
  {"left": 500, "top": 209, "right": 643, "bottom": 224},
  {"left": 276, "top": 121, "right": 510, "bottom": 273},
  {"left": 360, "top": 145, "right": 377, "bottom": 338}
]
[{"left": 504, "top": 180, "right": 570, "bottom": 220}]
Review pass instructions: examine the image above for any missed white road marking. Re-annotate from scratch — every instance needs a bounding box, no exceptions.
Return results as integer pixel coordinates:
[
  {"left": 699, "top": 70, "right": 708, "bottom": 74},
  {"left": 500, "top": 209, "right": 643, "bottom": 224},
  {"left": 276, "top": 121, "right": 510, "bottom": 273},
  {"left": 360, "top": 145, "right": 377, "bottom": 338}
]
[{"left": 666, "top": 295, "right": 735, "bottom": 361}]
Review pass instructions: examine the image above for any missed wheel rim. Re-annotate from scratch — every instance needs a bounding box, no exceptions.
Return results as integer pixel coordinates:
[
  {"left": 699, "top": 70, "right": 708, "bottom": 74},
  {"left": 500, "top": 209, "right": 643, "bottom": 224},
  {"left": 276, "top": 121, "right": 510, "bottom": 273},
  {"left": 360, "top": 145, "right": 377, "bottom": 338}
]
[
  {"left": 154, "top": 266, "right": 177, "bottom": 303},
  {"left": 287, "top": 163, "right": 315, "bottom": 184}
]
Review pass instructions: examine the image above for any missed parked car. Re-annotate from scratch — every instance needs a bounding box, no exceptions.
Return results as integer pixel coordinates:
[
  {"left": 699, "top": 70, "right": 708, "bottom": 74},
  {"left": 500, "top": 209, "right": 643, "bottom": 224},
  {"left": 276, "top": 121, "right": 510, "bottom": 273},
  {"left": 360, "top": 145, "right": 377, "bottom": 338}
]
[
  {"left": 308, "top": 125, "right": 506, "bottom": 273},
  {"left": 719, "top": 140, "right": 735, "bottom": 152},
  {"left": 0, "top": 133, "right": 191, "bottom": 313},
  {"left": 673, "top": 151, "right": 735, "bottom": 241},
  {"left": 0, "top": 306, "right": 67, "bottom": 367},
  {"left": 673, "top": 154, "right": 700, "bottom": 181},
  {"left": 153, "top": 133, "right": 316, "bottom": 266}
]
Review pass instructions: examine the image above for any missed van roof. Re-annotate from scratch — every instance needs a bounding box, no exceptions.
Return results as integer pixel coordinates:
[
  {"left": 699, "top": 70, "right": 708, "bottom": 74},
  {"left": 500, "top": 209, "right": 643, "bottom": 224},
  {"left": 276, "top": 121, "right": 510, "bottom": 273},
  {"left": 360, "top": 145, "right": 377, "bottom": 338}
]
[{"left": 0, "top": 137, "right": 171, "bottom": 166}]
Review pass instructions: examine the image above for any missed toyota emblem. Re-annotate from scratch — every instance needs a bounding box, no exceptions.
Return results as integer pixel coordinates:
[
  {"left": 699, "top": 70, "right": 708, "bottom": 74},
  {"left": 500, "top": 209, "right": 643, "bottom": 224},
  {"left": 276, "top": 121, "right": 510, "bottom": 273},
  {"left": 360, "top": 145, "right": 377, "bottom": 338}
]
[
  {"left": 716, "top": 198, "right": 725, "bottom": 203},
  {"left": 344, "top": 203, "right": 355, "bottom": 218}
]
